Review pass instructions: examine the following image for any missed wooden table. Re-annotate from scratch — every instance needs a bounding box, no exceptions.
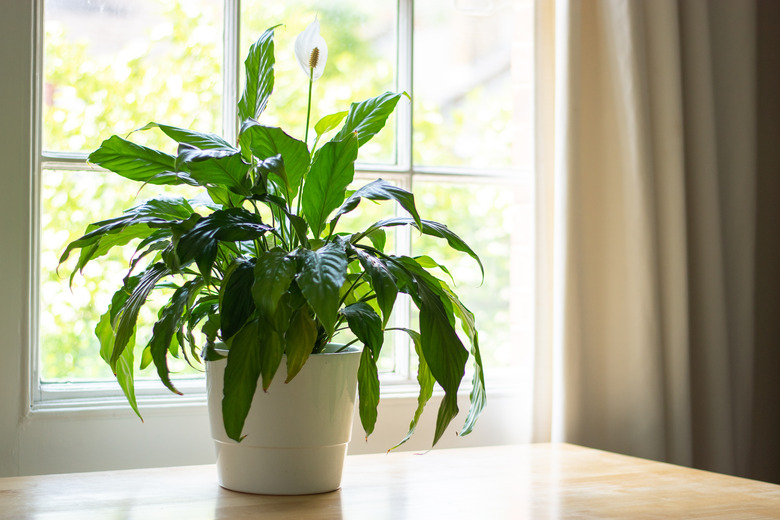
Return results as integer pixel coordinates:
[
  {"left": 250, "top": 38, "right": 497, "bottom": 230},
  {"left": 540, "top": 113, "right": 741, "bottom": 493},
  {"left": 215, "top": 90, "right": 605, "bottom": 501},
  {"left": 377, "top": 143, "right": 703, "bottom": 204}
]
[{"left": 2, "top": 443, "right": 779, "bottom": 519}]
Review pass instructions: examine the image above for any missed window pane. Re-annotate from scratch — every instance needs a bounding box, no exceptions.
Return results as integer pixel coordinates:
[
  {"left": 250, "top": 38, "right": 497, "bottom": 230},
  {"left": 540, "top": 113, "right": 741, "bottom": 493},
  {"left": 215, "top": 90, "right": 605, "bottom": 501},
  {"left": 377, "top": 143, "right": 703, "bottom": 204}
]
[
  {"left": 413, "top": 0, "right": 533, "bottom": 170},
  {"left": 411, "top": 179, "right": 533, "bottom": 371},
  {"left": 240, "top": 0, "right": 398, "bottom": 165},
  {"left": 43, "top": 0, "right": 223, "bottom": 153},
  {"left": 40, "top": 169, "right": 201, "bottom": 382}
]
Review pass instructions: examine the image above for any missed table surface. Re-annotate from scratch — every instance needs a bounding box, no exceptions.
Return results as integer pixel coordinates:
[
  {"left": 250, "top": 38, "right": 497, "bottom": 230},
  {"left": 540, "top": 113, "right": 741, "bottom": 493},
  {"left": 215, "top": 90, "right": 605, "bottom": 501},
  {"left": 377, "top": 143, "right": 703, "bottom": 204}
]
[{"left": 2, "top": 443, "right": 780, "bottom": 519}]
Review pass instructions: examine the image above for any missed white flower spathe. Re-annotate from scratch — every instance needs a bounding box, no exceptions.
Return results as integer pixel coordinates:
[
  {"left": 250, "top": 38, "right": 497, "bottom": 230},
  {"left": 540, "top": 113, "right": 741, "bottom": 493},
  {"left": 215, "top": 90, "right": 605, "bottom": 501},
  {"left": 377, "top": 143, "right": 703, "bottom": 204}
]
[{"left": 294, "top": 19, "right": 328, "bottom": 81}]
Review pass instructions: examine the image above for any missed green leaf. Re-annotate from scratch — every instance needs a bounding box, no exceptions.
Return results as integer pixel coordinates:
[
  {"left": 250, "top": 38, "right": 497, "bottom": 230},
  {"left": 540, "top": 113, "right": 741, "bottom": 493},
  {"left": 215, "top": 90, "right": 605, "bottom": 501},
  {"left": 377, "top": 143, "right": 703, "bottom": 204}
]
[
  {"left": 219, "top": 259, "right": 256, "bottom": 341},
  {"left": 111, "top": 263, "right": 170, "bottom": 372},
  {"left": 177, "top": 208, "right": 272, "bottom": 279},
  {"left": 222, "top": 320, "right": 263, "bottom": 442},
  {"left": 333, "top": 179, "right": 423, "bottom": 232},
  {"left": 284, "top": 307, "right": 317, "bottom": 382},
  {"left": 417, "top": 281, "right": 469, "bottom": 445},
  {"left": 357, "top": 217, "right": 484, "bottom": 279},
  {"left": 252, "top": 248, "right": 296, "bottom": 318},
  {"left": 314, "top": 111, "right": 349, "bottom": 136},
  {"left": 135, "top": 122, "right": 234, "bottom": 150},
  {"left": 333, "top": 91, "right": 407, "bottom": 147},
  {"left": 89, "top": 135, "right": 191, "bottom": 186},
  {"left": 176, "top": 146, "right": 251, "bottom": 195},
  {"left": 367, "top": 228, "right": 386, "bottom": 252},
  {"left": 341, "top": 302, "right": 384, "bottom": 357},
  {"left": 238, "top": 26, "right": 279, "bottom": 121},
  {"left": 148, "top": 279, "right": 204, "bottom": 395},
  {"left": 259, "top": 322, "right": 284, "bottom": 392},
  {"left": 301, "top": 134, "right": 359, "bottom": 238},
  {"left": 389, "top": 328, "right": 434, "bottom": 450},
  {"left": 96, "top": 283, "right": 141, "bottom": 420},
  {"left": 296, "top": 240, "right": 348, "bottom": 337},
  {"left": 357, "top": 345, "right": 380, "bottom": 438},
  {"left": 239, "top": 122, "right": 310, "bottom": 198},
  {"left": 353, "top": 249, "right": 398, "bottom": 327}
]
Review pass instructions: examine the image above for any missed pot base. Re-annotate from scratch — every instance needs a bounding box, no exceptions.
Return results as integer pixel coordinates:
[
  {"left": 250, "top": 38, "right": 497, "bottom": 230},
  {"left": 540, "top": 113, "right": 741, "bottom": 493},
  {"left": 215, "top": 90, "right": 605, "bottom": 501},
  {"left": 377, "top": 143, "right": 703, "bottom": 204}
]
[{"left": 215, "top": 441, "right": 348, "bottom": 495}]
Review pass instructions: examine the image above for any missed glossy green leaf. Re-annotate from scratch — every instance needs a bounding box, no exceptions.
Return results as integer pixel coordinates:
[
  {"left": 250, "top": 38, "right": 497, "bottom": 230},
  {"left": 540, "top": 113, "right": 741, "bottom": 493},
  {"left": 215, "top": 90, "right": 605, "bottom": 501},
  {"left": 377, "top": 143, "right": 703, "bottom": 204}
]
[
  {"left": 341, "top": 302, "right": 383, "bottom": 357},
  {"left": 96, "top": 281, "right": 141, "bottom": 420},
  {"left": 259, "top": 323, "right": 284, "bottom": 392},
  {"left": 284, "top": 307, "right": 316, "bottom": 382},
  {"left": 177, "top": 208, "right": 272, "bottom": 279},
  {"left": 89, "top": 135, "right": 194, "bottom": 186},
  {"left": 219, "top": 259, "right": 256, "bottom": 341},
  {"left": 252, "top": 248, "right": 296, "bottom": 318},
  {"left": 111, "top": 263, "right": 170, "bottom": 372},
  {"left": 176, "top": 146, "right": 251, "bottom": 195},
  {"left": 148, "top": 279, "right": 204, "bottom": 395},
  {"left": 239, "top": 122, "right": 309, "bottom": 197},
  {"left": 238, "top": 26, "right": 278, "bottom": 122},
  {"left": 417, "top": 280, "right": 469, "bottom": 445},
  {"left": 222, "top": 320, "right": 263, "bottom": 442},
  {"left": 353, "top": 248, "right": 398, "bottom": 327},
  {"left": 333, "top": 91, "right": 407, "bottom": 147},
  {"left": 296, "top": 240, "right": 348, "bottom": 336},
  {"left": 301, "top": 134, "right": 358, "bottom": 238},
  {"left": 314, "top": 110, "right": 349, "bottom": 136},
  {"left": 333, "top": 179, "right": 422, "bottom": 232},
  {"left": 135, "top": 122, "right": 234, "bottom": 150},
  {"left": 389, "top": 328, "right": 434, "bottom": 450},
  {"left": 357, "top": 345, "right": 379, "bottom": 438},
  {"left": 358, "top": 217, "right": 484, "bottom": 279}
]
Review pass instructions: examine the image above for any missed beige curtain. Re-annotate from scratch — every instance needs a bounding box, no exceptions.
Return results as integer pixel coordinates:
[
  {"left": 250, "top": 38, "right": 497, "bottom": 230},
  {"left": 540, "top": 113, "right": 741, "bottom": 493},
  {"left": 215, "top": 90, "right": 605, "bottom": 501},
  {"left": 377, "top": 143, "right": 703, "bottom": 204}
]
[{"left": 533, "top": 0, "right": 780, "bottom": 482}]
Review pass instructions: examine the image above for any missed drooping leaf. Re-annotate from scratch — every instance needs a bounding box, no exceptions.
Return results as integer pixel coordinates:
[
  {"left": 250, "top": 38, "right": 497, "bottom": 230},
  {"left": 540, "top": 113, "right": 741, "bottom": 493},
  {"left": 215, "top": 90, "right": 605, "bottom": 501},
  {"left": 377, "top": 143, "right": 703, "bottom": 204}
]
[
  {"left": 353, "top": 248, "right": 398, "bottom": 327},
  {"left": 219, "top": 259, "right": 256, "bottom": 341},
  {"left": 239, "top": 122, "right": 310, "bottom": 197},
  {"left": 259, "top": 322, "right": 284, "bottom": 392},
  {"left": 96, "top": 280, "right": 142, "bottom": 420},
  {"left": 301, "top": 134, "right": 359, "bottom": 238},
  {"left": 177, "top": 208, "right": 272, "bottom": 279},
  {"left": 333, "top": 91, "right": 407, "bottom": 147},
  {"left": 416, "top": 280, "right": 469, "bottom": 445},
  {"left": 89, "top": 135, "right": 192, "bottom": 186},
  {"left": 333, "top": 179, "right": 422, "bottom": 232},
  {"left": 357, "top": 217, "right": 484, "bottom": 279},
  {"left": 148, "top": 279, "right": 204, "bottom": 395},
  {"left": 111, "top": 263, "right": 170, "bottom": 372},
  {"left": 296, "top": 239, "right": 348, "bottom": 336},
  {"left": 341, "top": 302, "right": 384, "bottom": 357},
  {"left": 238, "top": 26, "right": 279, "bottom": 122},
  {"left": 389, "top": 328, "right": 434, "bottom": 450},
  {"left": 252, "top": 248, "right": 296, "bottom": 318},
  {"left": 284, "top": 306, "right": 317, "bottom": 382},
  {"left": 357, "top": 345, "right": 380, "bottom": 438},
  {"left": 135, "top": 122, "right": 234, "bottom": 150},
  {"left": 222, "top": 320, "right": 263, "bottom": 442}
]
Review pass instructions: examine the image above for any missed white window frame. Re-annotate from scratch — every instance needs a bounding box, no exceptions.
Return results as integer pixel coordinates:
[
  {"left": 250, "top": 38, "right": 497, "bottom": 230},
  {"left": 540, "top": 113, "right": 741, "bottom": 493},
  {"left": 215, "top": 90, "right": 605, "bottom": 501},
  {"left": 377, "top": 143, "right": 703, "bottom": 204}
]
[{"left": 0, "top": 0, "right": 529, "bottom": 477}]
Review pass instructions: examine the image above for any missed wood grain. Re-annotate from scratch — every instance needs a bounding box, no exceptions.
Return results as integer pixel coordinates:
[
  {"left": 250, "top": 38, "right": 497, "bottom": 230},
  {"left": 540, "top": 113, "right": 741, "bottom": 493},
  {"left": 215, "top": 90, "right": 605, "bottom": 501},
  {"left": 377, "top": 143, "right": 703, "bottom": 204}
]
[{"left": 1, "top": 443, "right": 779, "bottom": 519}]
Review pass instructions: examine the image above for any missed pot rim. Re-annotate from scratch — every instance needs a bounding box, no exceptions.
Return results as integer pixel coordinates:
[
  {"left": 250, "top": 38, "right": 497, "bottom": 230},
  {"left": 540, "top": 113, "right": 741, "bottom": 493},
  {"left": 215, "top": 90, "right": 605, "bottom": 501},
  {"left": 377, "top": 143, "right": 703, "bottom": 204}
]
[{"left": 211, "top": 342, "right": 361, "bottom": 358}]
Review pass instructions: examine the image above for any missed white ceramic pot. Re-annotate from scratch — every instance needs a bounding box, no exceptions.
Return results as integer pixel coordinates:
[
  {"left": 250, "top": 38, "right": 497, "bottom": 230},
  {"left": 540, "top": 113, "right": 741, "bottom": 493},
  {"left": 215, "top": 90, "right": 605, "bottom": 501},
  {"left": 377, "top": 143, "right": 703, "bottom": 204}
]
[{"left": 206, "top": 344, "right": 362, "bottom": 495}]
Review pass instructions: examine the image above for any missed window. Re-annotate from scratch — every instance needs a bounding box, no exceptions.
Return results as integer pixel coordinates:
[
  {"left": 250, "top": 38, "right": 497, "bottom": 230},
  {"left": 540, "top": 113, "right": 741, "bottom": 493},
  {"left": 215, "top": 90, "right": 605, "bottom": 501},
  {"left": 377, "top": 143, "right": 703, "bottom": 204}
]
[{"left": 13, "top": 0, "right": 534, "bottom": 473}]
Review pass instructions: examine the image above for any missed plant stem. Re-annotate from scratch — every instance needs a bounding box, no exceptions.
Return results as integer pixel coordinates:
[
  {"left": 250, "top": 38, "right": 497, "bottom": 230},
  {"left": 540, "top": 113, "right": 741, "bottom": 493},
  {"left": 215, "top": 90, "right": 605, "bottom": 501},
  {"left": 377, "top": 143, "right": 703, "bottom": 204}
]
[{"left": 304, "top": 72, "right": 313, "bottom": 146}]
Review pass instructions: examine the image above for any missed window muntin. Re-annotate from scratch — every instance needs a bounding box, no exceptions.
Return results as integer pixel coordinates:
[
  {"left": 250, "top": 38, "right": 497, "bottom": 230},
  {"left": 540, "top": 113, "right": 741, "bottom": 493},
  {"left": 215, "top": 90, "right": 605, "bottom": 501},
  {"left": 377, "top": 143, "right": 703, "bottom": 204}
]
[{"left": 37, "top": 0, "right": 533, "bottom": 401}]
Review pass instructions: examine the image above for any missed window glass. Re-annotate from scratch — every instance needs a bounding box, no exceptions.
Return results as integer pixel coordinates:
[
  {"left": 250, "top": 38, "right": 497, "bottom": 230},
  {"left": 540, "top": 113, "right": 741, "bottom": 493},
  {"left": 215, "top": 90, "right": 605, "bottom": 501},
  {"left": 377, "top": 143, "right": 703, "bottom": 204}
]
[
  {"left": 240, "top": 0, "right": 398, "bottom": 165},
  {"left": 411, "top": 179, "right": 533, "bottom": 370},
  {"left": 413, "top": 1, "right": 532, "bottom": 170},
  {"left": 43, "top": 0, "right": 223, "bottom": 153}
]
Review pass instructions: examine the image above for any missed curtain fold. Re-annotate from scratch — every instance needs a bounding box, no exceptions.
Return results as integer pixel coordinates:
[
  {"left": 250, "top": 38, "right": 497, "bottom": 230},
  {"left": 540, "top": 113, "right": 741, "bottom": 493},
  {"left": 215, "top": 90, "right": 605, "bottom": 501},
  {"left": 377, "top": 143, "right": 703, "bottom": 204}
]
[{"left": 534, "top": 0, "right": 779, "bottom": 481}]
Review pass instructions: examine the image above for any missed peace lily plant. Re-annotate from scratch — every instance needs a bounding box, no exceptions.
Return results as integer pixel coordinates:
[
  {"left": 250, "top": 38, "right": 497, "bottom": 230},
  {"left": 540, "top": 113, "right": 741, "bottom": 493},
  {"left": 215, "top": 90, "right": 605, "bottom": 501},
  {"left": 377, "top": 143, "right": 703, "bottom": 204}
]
[{"left": 60, "top": 22, "right": 486, "bottom": 448}]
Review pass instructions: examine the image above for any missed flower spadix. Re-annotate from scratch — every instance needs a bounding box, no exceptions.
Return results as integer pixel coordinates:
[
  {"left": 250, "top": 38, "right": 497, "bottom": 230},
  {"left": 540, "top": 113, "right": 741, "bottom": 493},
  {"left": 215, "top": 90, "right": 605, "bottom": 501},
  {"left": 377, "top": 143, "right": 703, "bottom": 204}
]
[{"left": 295, "top": 19, "right": 328, "bottom": 81}]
